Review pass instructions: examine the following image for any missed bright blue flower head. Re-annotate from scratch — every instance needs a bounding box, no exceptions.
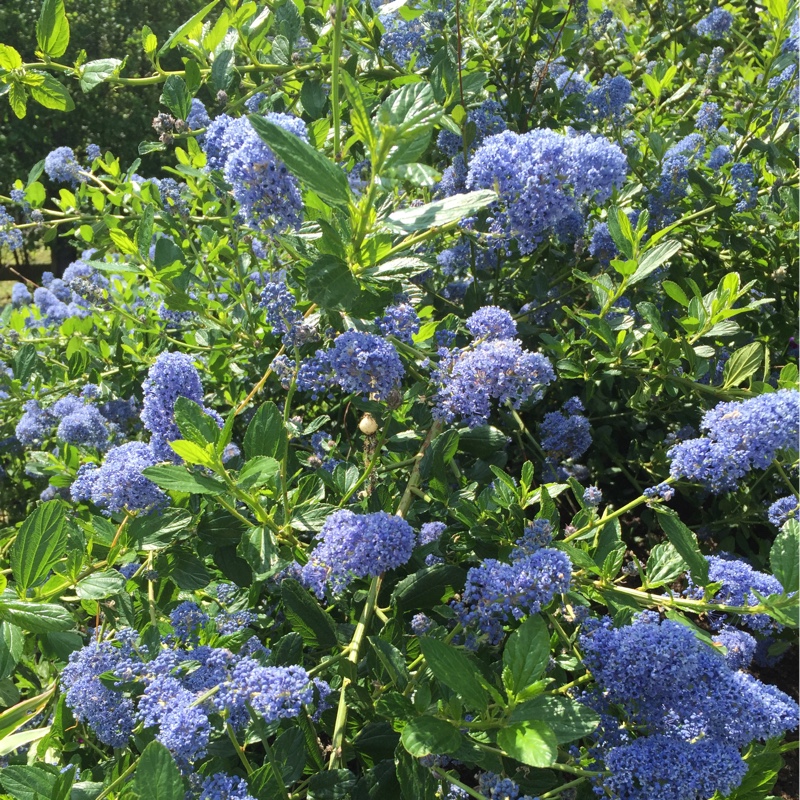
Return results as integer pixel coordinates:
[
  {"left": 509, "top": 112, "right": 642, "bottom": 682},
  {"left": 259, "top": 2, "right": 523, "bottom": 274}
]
[
  {"left": 300, "top": 509, "right": 415, "bottom": 597},
  {"left": 44, "top": 146, "right": 84, "bottom": 185},
  {"left": 768, "top": 495, "right": 799, "bottom": 528},
  {"left": 696, "top": 7, "right": 734, "bottom": 38},
  {"left": 466, "top": 306, "right": 517, "bottom": 341},
  {"left": 376, "top": 301, "right": 420, "bottom": 344}
]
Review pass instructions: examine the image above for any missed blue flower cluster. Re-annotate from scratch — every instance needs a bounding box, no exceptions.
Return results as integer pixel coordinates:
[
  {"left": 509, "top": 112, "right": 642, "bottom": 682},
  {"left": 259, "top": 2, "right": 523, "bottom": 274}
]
[
  {"left": 198, "top": 773, "right": 255, "bottom": 800},
  {"left": 62, "top": 619, "right": 326, "bottom": 770},
  {"left": 648, "top": 133, "right": 705, "bottom": 225},
  {"left": 418, "top": 520, "right": 447, "bottom": 566},
  {"left": 539, "top": 398, "right": 591, "bottom": 461},
  {"left": 300, "top": 509, "right": 416, "bottom": 597},
  {"left": 580, "top": 613, "right": 799, "bottom": 748},
  {"left": 731, "top": 162, "right": 757, "bottom": 211},
  {"left": 44, "top": 146, "right": 85, "bottom": 185},
  {"left": 512, "top": 518, "right": 554, "bottom": 555},
  {"left": 667, "top": 390, "right": 799, "bottom": 492},
  {"left": 186, "top": 98, "right": 210, "bottom": 131},
  {"left": 713, "top": 625, "right": 757, "bottom": 671},
  {"left": 466, "top": 129, "right": 627, "bottom": 254},
  {"left": 643, "top": 482, "right": 675, "bottom": 503},
  {"left": 437, "top": 99, "right": 506, "bottom": 158},
  {"left": 584, "top": 75, "right": 632, "bottom": 120},
  {"left": 583, "top": 486, "right": 602, "bottom": 506},
  {"left": 375, "top": 301, "right": 420, "bottom": 343},
  {"left": 684, "top": 554, "right": 785, "bottom": 634},
  {"left": 696, "top": 7, "right": 733, "bottom": 38},
  {"left": 70, "top": 441, "right": 167, "bottom": 516},
  {"left": 465, "top": 306, "right": 517, "bottom": 341},
  {"left": 478, "top": 772, "right": 536, "bottom": 800},
  {"left": 768, "top": 495, "right": 799, "bottom": 528},
  {"left": 603, "top": 735, "right": 747, "bottom": 800},
  {"left": 141, "top": 351, "right": 222, "bottom": 462},
  {"left": 259, "top": 271, "right": 307, "bottom": 345},
  {"left": 375, "top": 0, "right": 445, "bottom": 68},
  {"left": 452, "top": 548, "right": 571, "bottom": 644},
  {"left": 297, "top": 331, "right": 404, "bottom": 401},
  {"left": 0, "top": 205, "right": 23, "bottom": 251},
  {"left": 433, "top": 322, "right": 555, "bottom": 426}
]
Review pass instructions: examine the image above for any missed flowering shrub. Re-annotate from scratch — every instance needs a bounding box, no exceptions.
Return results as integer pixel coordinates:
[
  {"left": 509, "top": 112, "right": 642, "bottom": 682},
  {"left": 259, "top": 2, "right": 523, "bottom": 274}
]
[{"left": 0, "top": 0, "right": 797, "bottom": 798}]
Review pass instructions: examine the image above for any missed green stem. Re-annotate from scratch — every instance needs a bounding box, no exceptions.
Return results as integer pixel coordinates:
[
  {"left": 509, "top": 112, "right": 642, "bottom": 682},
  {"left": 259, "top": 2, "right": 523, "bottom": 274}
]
[
  {"left": 539, "top": 777, "right": 587, "bottom": 799},
  {"left": 338, "top": 421, "right": 391, "bottom": 506},
  {"left": 328, "top": 574, "right": 383, "bottom": 769},
  {"left": 94, "top": 759, "right": 138, "bottom": 800},
  {"left": 430, "top": 767, "right": 489, "bottom": 800},
  {"left": 226, "top": 722, "right": 254, "bottom": 775},
  {"left": 774, "top": 461, "right": 799, "bottom": 498},
  {"left": 396, "top": 420, "right": 443, "bottom": 518},
  {"left": 331, "top": 0, "right": 345, "bottom": 160}
]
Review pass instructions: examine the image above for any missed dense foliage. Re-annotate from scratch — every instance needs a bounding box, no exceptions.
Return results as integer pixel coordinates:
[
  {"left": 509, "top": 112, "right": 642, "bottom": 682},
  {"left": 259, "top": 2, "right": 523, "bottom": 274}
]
[{"left": 0, "top": 0, "right": 797, "bottom": 798}]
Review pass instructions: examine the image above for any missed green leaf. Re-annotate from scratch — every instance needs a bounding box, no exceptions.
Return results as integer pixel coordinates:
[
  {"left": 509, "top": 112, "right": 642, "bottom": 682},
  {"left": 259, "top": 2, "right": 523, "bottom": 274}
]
[
  {"left": 237, "top": 526, "right": 279, "bottom": 580},
  {"left": 645, "top": 541, "right": 687, "bottom": 589},
  {"left": 662, "top": 279, "right": 689, "bottom": 306},
  {"left": 341, "top": 71, "right": 375, "bottom": 150},
  {"left": 383, "top": 190, "right": 497, "bottom": 234},
  {"left": 0, "top": 601, "right": 74, "bottom": 633},
  {"left": 238, "top": 456, "right": 280, "bottom": 489},
  {"left": 173, "top": 397, "right": 220, "bottom": 447},
  {"left": 508, "top": 696, "right": 599, "bottom": 743},
  {"left": 36, "top": 0, "right": 70, "bottom": 58},
  {"left": 400, "top": 716, "right": 462, "bottom": 757},
  {"left": 0, "top": 623, "right": 23, "bottom": 681},
  {"left": 306, "top": 256, "right": 361, "bottom": 310},
  {"left": 0, "top": 726, "right": 51, "bottom": 758},
  {"left": 11, "top": 501, "right": 66, "bottom": 592},
  {"left": 160, "top": 74, "right": 191, "bottom": 120},
  {"left": 419, "top": 637, "right": 488, "bottom": 712},
  {"left": 0, "top": 45, "right": 23, "bottom": 70},
  {"left": 76, "top": 570, "right": 128, "bottom": 600},
  {"left": 134, "top": 741, "right": 185, "bottom": 800},
  {"left": 248, "top": 115, "right": 351, "bottom": 208},
  {"left": 629, "top": 239, "right": 682, "bottom": 286},
  {"left": 244, "top": 401, "right": 286, "bottom": 461},
  {"left": 503, "top": 615, "right": 550, "bottom": 700},
  {"left": 142, "top": 465, "right": 226, "bottom": 495},
  {"left": 169, "top": 439, "right": 215, "bottom": 466},
  {"left": 211, "top": 49, "right": 234, "bottom": 92},
  {"left": 369, "top": 636, "right": 410, "bottom": 690},
  {"left": 606, "top": 207, "right": 634, "bottom": 259},
  {"left": 396, "top": 748, "right": 440, "bottom": 800},
  {"left": 0, "top": 765, "right": 57, "bottom": 800},
  {"left": 130, "top": 508, "right": 193, "bottom": 550},
  {"left": 655, "top": 509, "right": 708, "bottom": 586},
  {"left": 770, "top": 518, "right": 799, "bottom": 594},
  {"left": 307, "top": 770, "right": 357, "bottom": 800},
  {"left": 8, "top": 81, "right": 27, "bottom": 118},
  {"left": 380, "top": 83, "right": 442, "bottom": 138},
  {"left": 722, "top": 342, "right": 764, "bottom": 389},
  {"left": 496, "top": 720, "right": 558, "bottom": 768},
  {"left": 158, "top": 0, "right": 219, "bottom": 55},
  {"left": 13, "top": 344, "right": 38, "bottom": 383},
  {"left": 79, "top": 58, "right": 122, "bottom": 92},
  {"left": 392, "top": 564, "right": 465, "bottom": 612},
  {"left": 281, "top": 578, "right": 338, "bottom": 649}
]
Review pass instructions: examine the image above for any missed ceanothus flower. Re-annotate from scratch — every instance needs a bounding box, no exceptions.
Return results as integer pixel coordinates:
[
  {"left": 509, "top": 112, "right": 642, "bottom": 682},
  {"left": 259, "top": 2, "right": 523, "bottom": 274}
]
[
  {"left": 11, "top": 282, "right": 32, "bottom": 307},
  {"left": 768, "top": 495, "right": 799, "bottom": 528},
  {"left": 298, "top": 331, "right": 404, "bottom": 401},
  {"left": 584, "top": 75, "right": 631, "bottom": 120},
  {"left": 603, "top": 735, "right": 747, "bottom": 800},
  {"left": 376, "top": 301, "right": 421, "bottom": 343},
  {"left": 56, "top": 404, "right": 110, "bottom": 450},
  {"left": 712, "top": 625, "right": 757, "bottom": 671},
  {"left": 695, "top": 101, "right": 721, "bottom": 132},
  {"left": 0, "top": 206, "right": 23, "bottom": 251},
  {"left": 186, "top": 98, "right": 210, "bottom": 131},
  {"left": 539, "top": 399, "right": 592, "bottom": 460},
  {"left": 224, "top": 113, "right": 308, "bottom": 235},
  {"left": 731, "top": 162, "right": 757, "bottom": 211},
  {"left": 466, "top": 128, "right": 627, "bottom": 254},
  {"left": 15, "top": 400, "right": 56, "bottom": 445},
  {"left": 300, "top": 509, "right": 415, "bottom": 598},
  {"left": 434, "top": 339, "right": 555, "bottom": 427},
  {"left": 70, "top": 441, "right": 167, "bottom": 516},
  {"left": 667, "top": 390, "right": 799, "bottom": 492},
  {"left": 696, "top": 7, "right": 733, "bottom": 38},
  {"left": 453, "top": 548, "right": 571, "bottom": 644},
  {"left": 465, "top": 306, "right": 517, "bottom": 341},
  {"left": 44, "top": 146, "right": 84, "bottom": 185},
  {"left": 141, "top": 351, "right": 222, "bottom": 462},
  {"left": 198, "top": 774, "right": 256, "bottom": 800}
]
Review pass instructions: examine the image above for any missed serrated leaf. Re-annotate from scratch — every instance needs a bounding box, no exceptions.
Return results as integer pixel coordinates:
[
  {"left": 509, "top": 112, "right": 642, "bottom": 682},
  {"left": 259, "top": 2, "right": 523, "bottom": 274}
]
[
  {"left": 11, "top": 501, "right": 66, "bottom": 593},
  {"left": 508, "top": 696, "right": 599, "bottom": 743},
  {"left": 160, "top": 74, "right": 191, "bottom": 120},
  {"left": 771, "top": 518, "right": 799, "bottom": 594},
  {"left": 383, "top": 190, "right": 497, "bottom": 234},
  {"left": 36, "top": 0, "right": 70, "bottom": 58},
  {"left": 645, "top": 541, "right": 687, "bottom": 588},
  {"left": 419, "top": 637, "right": 488, "bottom": 712},
  {"left": 629, "top": 239, "right": 681, "bottom": 285},
  {"left": 142, "top": 465, "right": 226, "bottom": 495},
  {"left": 0, "top": 45, "right": 22, "bottom": 70},
  {"left": 0, "top": 623, "right": 23, "bottom": 681},
  {"left": 306, "top": 256, "right": 360, "bottom": 310},
  {"left": 76, "top": 570, "right": 128, "bottom": 600},
  {"left": 722, "top": 342, "right": 764, "bottom": 389},
  {"left": 249, "top": 115, "right": 351, "bottom": 208},
  {"left": 0, "top": 601, "right": 73, "bottom": 633},
  {"left": 237, "top": 526, "right": 278, "bottom": 580},
  {"left": 400, "top": 716, "right": 462, "bottom": 757},
  {"left": 243, "top": 401, "right": 286, "bottom": 461},
  {"left": 655, "top": 509, "right": 708, "bottom": 586},
  {"left": 79, "top": 58, "right": 122, "bottom": 92},
  {"left": 281, "top": 578, "right": 338, "bottom": 649},
  {"left": 158, "top": 0, "right": 219, "bottom": 55},
  {"left": 392, "top": 564, "right": 465, "bottom": 612},
  {"left": 503, "top": 615, "right": 550, "bottom": 700},
  {"left": 662, "top": 279, "right": 689, "bottom": 306},
  {"left": 497, "top": 720, "right": 558, "bottom": 767},
  {"left": 8, "top": 81, "right": 27, "bottom": 119},
  {"left": 134, "top": 741, "right": 184, "bottom": 800},
  {"left": 238, "top": 456, "right": 280, "bottom": 489}
]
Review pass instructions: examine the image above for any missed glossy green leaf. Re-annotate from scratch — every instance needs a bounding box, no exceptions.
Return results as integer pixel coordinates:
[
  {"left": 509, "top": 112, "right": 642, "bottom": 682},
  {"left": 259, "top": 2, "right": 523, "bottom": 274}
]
[
  {"left": 722, "top": 342, "right": 764, "bottom": 389},
  {"left": 79, "top": 58, "right": 122, "bottom": 92},
  {"left": 503, "top": 615, "right": 550, "bottom": 699},
  {"left": 400, "top": 716, "right": 462, "bottom": 757},
  {"left": 771, "top": 518, "right": 799, "bottom": 594},
  {"left": 134, "top": 741, "right": 185, "bottom": 800},
  {"left": 655, "top": 509, "right": 709, "bottom": 586},
  {"left": 281, "top": 578, "right": 338, "bottom": 649},
  {"left": 36, "top": 0, "right": 70, "bottom": 57},
  {"left": 497, "top": 720, "right": 558, "bottom": 767},
  {"left": 244, "top": 401, "right": 286, "bottom": 461},
  {"left": 383, "top": 190, "right": 497, "bottom": 234},
  {"left": 142, "top": 465, "right": 227, "bottom": 495},
  {"left": 0, "top": 601, "right": 74, "bottom": 633},
  {"left": 11, "top": 501, "right": 67, "bottom": 592}
]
